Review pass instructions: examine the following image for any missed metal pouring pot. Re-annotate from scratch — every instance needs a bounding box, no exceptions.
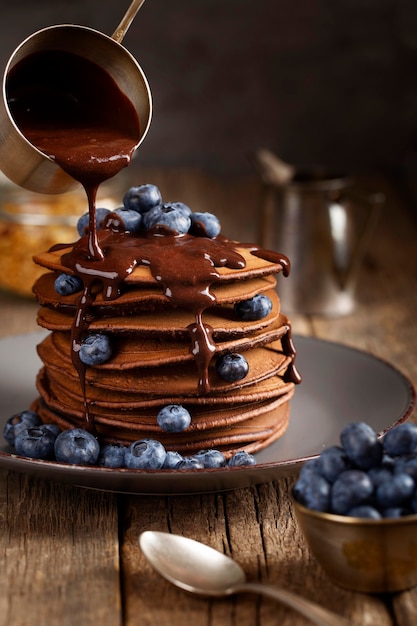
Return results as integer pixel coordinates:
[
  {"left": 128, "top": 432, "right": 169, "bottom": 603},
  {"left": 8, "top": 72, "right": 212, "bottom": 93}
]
[{"left": 0, "top": 0, "right": 152, "bottom": 194}]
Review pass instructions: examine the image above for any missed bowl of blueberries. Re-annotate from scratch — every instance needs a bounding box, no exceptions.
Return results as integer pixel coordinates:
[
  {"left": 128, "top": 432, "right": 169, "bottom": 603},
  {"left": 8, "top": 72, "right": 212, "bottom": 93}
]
[{"left": 292, "top": 421, "right": 417, "bottom": 593}]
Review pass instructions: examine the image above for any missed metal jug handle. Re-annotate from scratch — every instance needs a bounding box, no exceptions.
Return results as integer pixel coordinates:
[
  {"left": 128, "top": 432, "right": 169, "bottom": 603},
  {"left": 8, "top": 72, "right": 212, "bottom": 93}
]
[{"left": 328, "top": 189, "right": 384, "bottom": 290}]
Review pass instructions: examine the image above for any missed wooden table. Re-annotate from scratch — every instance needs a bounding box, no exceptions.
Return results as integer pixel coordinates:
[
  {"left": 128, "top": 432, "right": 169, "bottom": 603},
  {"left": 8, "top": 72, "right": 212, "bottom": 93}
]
[{"left": 0, "top": 168, "right": 416, "bottom": 626}]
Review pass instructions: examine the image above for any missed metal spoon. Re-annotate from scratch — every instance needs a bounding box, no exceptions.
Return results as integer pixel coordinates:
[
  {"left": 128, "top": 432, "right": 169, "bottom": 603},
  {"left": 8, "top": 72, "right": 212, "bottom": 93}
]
[{"left": 139, "top": 531, "right": 351, "bottom": 626}]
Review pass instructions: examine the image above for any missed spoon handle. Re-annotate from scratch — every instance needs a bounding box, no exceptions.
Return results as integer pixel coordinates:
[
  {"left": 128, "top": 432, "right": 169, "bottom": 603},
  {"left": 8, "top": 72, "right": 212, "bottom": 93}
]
[{"left": 233, "top": 582, "right": 351, "bottom": 626}]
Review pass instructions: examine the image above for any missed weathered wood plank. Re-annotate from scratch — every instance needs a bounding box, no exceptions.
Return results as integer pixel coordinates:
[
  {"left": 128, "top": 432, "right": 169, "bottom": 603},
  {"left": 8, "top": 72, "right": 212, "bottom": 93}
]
[
  {"left": 0, "top": 470, "right": 121, "bottom": 626},
  {"left": 120, "top": 479, "right": 393, "bottom": 625}
]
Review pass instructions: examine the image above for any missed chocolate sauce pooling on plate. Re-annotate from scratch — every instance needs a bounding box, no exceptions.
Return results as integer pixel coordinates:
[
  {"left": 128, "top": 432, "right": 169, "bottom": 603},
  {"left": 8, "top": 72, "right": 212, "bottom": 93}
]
[{"left": 8, "top": 49, "right": 300, "bottom": 431}]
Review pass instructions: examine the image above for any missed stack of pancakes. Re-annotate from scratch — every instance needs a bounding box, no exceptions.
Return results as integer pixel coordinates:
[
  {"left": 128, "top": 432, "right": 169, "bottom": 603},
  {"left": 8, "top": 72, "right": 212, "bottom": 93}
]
[{"left": 31, "top": 231, "right": 300, "bottom": 458}]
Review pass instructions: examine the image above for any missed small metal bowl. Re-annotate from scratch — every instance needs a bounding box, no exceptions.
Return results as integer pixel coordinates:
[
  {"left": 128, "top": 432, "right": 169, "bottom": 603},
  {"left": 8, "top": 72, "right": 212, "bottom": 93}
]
[{"left": 293, "top": 497, "right": 417, "bottom": 593}]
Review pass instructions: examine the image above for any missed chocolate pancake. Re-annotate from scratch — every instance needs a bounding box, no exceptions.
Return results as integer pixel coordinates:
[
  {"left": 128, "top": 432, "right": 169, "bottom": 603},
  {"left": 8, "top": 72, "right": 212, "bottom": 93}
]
[{"left": 32, "top": 221, "right": 301, "bottom": 458}]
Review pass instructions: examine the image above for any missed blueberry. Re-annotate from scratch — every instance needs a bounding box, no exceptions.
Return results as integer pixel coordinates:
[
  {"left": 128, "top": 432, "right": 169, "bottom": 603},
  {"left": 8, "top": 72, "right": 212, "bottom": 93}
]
[
  {"left": 77, "top": 208, "right": 111, "bottom": 237},
  {"left": 14, "top": 425, "right": 58, "bottom": 460},
  {"left": 124, "top": 439, "right": 166, "bottom": 469},
  {"left": 331, "top": 469, "right": 374, "bottom": 514},
  {"left": 368, "top": 465, "right": 393, "bottom": 488},
  {"left": 347, "top": 505, "right": 382, "bottom": 519},
  {"left": 383, "top": 507, "right": 411, "bottom": 518},
  {"left": 105, "top": 208, "right": 142, "bottom": 233},
  {"left": 54, "top": 273, "right": 84, "bottom": 296},
  {"left": 162, "top": 450, "right": 184, "bottom": 469},
  {"left": 43, "top": 424, "right": 62, "bottom": 437},
  {"left": 189, "top": 212, "right": 221, "bottom": 238},
  {"left": 216, "top": 353, "right": 249, "bottom": 382},
  {"left": 123, "top": 184, "right": 162, "bottom": 213},
  {"left": 97, "top": 443, "right": 126, "bottom": 468},
  {"left": 193, "top": 449, "right": 226, "bottom": 468},
  {"left": 157, "top": 405, "right": 191, "bottom": 433},
  {"left": 410, "top": 490, "right": 417, "bottom": 514},
  {"left": 79, "top": 333, "right": 112, "bottom": 366},
  {"left": 340, "top": 422, "right": 383, "bottom": 470},
  {"left": 54, "top": 428, "right": 100, "bottom": 465},
  {"left": 316, "top": 446, "right": 351, "bottom": 483},
  {"left": 176, "top": 456, "right": 205, "bottom": 470},
  {"left": 376, "top": 473, "right": 415, "bottom": 509},
  {"left": 143, "top": 203, "right": 191, "bottom": 234},
  {"left": 228, "top": 450, "right": 257, "bottom": 467},
  {"left": 297, "top": 458, "right": 321, "bottom": 480},
  {"left": 234, "top": 294, "right": 273, "bottom": 321},
  {"left": 293, "top": 471, "right": 331, "bottom": 512},
  {"left": 3, "top": 410, "right": 41, "bottom": 447},
  {"left": 383, "top": 423, "right": 417, "bottom": 457},
  {"left": 394, "top": 456, "right": 417, "bottom": 482},
  {"left": 165, "top": 201, "right": 192, "bottom": 217}
]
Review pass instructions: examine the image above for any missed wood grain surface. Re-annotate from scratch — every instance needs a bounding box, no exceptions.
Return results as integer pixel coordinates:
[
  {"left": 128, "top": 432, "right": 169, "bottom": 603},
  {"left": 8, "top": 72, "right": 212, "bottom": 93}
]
[{"left": 0, "top": 168, "right": 416, "bottom": 625}]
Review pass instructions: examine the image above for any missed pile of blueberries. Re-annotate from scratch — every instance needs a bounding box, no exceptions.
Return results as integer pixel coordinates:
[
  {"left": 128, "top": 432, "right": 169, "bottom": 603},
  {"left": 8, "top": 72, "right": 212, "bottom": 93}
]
[
  {"left": 293, "top": 421, "right": 417, "bottom": 518},
  {"left": 3, "top": 409, "right": 256, "bottom": 470}
]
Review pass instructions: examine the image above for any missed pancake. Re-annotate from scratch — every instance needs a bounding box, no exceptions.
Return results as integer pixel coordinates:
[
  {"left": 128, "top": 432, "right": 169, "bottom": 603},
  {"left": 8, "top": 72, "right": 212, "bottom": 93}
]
[{"left": 31, "top": 203, "right": 301, "bottom": 460}]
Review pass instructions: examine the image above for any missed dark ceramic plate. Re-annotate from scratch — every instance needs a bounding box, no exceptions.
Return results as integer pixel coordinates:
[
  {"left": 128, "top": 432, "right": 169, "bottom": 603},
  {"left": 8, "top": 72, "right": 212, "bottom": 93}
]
[{"left": 0, "top": 332, "right": 414, "bottom": 494}]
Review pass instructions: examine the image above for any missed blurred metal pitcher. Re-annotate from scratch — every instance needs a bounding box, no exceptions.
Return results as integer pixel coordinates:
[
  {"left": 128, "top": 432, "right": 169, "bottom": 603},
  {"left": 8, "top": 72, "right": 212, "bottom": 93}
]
[{"left": 259, "top": 169, "right": 383, "bottom": 316}]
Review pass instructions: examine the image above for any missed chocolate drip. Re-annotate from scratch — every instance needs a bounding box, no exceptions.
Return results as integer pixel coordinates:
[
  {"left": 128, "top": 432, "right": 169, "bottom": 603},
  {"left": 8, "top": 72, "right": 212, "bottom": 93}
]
[
  {"left": 240, "top": 243, "right": 290, "bottom": 277},
  {"left": 61, "top": 229, "right": 250, "bottom": 395},
  {"left": 281, "top": 327, "right": 302, "bottom": 384}
]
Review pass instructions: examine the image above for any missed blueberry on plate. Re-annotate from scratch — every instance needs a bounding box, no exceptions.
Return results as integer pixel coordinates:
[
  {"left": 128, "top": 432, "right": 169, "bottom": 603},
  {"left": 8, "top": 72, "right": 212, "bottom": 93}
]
[
  {"left": 228, "top": 450, "right": 257, "bottom": 467},
  {"left": 234, "top": 294, "right": 273, "bottom": 321},
  {"left": 54, "top": 428, "right": 100, "bottom": 465},
  {"left": 143, "top": 203, "right": 191, "bottom": 234},
  {"left": 123, "top": 184, "right": 162, "bottom": 214},
  {"left": 106, "top": 208, "right": 142, "bottom": 233},
  {"left": 54, "top": 273, "right": 83, "bottom": 296},
  {"left": 14, "top": 425, "right": 59, "bottom": 460},
  {"left": 189, "top": 211, "right": 221, "bottom": 238},
  {"left": 193, "top": 449, "right": 226, "bottom": 468},
  {"left": 4, "top": 410, "right": 42, "bottom": 447},
  {"left": 162, "top": 450, "right": 184, "bottom": 469},
  {"left": 216, "top": 353, "right": 249, "bottom": 382},
  {"left": 79, "top": 333, "right": 112, "bottom": 366},
  {"left": 176, "top": 456, "right": 205, "bottom": 470},
  {"left": 157, "top": 405, "right": 191, "bottom": 433},
  {"left": 97, "top": 443, "right": 126, "bottom": 468},
  {"left": 340, "top": 421, "right": 383, "bottom": 470},
  {"left": 77, "top": 208, "right": 111, "bottom": 237},
  {"left": 124, "top": 439, "right": 167, "bottom": 469}
]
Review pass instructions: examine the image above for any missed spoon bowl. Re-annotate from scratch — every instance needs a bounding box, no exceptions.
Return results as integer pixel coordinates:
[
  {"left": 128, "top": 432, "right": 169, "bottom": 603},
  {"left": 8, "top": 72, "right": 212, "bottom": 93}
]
[{"left": 139, "top": 531, "right": 351, "bottom": 626}]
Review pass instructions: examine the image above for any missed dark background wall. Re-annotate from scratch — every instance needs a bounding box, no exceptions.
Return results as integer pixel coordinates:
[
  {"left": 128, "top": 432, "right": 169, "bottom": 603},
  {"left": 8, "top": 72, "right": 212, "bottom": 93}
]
[{"left": 2, "top": 0, "right": 417, "bottom": 176}]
